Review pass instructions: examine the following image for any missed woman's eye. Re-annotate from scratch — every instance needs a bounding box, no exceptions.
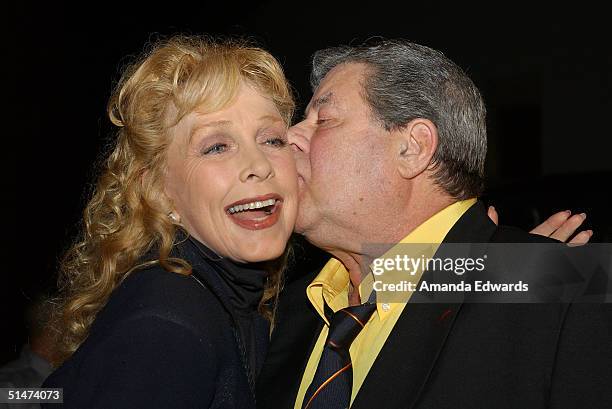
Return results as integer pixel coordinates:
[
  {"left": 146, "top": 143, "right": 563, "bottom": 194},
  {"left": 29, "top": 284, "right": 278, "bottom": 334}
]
[
  {"left": 202, "top": 143, "right": 228, "bottom": 155},
  {"left": 264, "top": 137, "right": 287, "bottom": 148}
]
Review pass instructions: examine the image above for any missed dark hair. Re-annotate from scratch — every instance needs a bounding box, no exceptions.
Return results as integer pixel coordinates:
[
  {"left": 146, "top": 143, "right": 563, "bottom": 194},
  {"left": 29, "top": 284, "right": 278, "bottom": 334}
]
[{"left": 310, "top": 39, "right": 487, "bottom": 199}]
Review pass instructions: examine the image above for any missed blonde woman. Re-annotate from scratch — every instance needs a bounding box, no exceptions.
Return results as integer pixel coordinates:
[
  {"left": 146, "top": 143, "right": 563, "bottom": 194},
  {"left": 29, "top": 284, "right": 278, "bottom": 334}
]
[{"left": 42, "top": 35, "right": 298, "bottom": 409}]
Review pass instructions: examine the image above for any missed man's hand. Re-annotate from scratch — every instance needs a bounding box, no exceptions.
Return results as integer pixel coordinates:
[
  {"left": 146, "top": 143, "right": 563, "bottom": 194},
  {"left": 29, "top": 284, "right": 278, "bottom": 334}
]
[{"left": 487, "top": 206, "right": 593, "bottom": 244}]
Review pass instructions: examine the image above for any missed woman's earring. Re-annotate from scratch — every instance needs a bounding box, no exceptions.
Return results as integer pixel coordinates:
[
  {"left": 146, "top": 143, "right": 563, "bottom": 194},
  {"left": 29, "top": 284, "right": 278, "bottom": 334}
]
[{"left": 168, "top": 211, "right": 181, "bottom": 224}]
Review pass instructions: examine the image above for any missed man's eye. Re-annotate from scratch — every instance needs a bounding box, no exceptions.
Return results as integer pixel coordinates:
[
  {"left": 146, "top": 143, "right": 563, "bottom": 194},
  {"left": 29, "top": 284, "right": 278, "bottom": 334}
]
[
  {"left": 264, "top": 137, "right": 287, "bottom": 148},
  {"left": 202, "top": 143, "right": 228, "bottom": 155},
  {"left": 316, "top": 118, "right": 328, "bottom": 125}
]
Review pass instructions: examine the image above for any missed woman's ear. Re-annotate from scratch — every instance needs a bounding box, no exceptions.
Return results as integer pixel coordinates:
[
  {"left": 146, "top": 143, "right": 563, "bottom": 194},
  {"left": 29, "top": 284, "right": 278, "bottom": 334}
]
[
  {"left": 168, "top": 211, "right": 181, "bottom": 224},
  {"left": 396, "top": 118, "right": 438, "bottom": 179},
  {"left": 142, "top": 167, "right": 179, "bottom": 224}
]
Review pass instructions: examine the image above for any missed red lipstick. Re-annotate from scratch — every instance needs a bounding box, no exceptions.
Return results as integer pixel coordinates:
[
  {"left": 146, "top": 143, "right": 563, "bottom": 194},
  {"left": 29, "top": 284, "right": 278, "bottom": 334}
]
[{"left": 225, "top": 193, "right": 283, "bottom": 231}]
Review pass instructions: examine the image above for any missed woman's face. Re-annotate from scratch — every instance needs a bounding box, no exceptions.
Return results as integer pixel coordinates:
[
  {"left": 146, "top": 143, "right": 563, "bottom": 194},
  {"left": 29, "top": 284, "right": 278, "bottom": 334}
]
[{"left": 164, "top": 83, "right": 298, "bottom": 263}]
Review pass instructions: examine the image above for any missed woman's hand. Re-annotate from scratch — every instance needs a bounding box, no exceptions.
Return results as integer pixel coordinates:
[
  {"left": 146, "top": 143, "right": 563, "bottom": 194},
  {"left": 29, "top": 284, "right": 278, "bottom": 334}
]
[{"left": 487, "top": 206, "right": 593, "bottom": 244}]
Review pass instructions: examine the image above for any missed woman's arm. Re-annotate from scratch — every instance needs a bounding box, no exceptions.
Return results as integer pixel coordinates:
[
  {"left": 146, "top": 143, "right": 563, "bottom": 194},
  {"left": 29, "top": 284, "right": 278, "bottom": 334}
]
[
  {"left": 48, "top": 315, "right": 219, "bottom": 409},
  {"left": 487, "top": 206, "right": 593, "bottom": 244}
]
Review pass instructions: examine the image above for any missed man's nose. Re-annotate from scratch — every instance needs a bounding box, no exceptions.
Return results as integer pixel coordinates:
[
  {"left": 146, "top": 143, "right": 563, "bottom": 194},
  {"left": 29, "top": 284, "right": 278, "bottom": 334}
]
[{"left": 287, "top": 121, "right": 312, "bottom": 154}]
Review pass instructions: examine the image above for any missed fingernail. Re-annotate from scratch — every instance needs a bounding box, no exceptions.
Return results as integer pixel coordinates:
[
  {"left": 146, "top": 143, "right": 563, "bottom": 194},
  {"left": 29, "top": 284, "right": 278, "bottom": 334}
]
[
  {"left": 580, "top": 213, "right": 587, "bottom": 219},
  {"left": 490, "top": 206, "right": 496, "bottom": 211},
  {"left": 565, "top": 210, "right": 572, "bottom": 215},
  {"left": 588, "top": 230, "right": 594, "bottom": 236}
]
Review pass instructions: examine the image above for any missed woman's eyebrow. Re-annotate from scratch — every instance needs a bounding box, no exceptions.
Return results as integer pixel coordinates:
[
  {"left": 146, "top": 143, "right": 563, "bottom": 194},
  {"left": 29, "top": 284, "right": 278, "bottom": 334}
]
[
  {"left": 194, "top": 119, "right": 232, "bottom": 130},
  {"left": 258, "top": 115, "right": 284, "bottom": 123},
  {"left": 189, "top": 120, "right": 232, "bottom": 144}
]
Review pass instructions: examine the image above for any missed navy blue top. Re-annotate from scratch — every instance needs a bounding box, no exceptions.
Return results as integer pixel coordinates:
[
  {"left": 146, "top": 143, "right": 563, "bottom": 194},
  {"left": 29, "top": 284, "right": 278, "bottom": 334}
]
[{"left": 43, "top": 235, "right": 270, "bottom": 409}]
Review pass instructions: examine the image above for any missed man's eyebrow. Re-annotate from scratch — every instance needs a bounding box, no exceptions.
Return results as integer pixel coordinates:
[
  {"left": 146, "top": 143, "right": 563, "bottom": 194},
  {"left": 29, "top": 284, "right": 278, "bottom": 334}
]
[
  {"left": 313, "top": 92, "right": 334, "bottom": 109},
  {"left": 304, "top": 92, "right": 334, "bottom": 118}
]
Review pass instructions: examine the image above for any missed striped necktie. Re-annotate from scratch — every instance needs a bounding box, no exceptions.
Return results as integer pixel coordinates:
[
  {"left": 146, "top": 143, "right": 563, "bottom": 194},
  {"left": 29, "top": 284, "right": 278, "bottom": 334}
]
[{"left": 302, "top": 296, "right": 377, "bottom": 409}]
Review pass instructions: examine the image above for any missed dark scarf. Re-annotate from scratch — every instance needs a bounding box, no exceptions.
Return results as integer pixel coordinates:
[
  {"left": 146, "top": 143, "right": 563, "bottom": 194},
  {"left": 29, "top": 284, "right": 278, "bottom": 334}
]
[
  {"left": 173, "top": 234, "right": 270, "bottom": 392},
  {"left": 187, "top": 236, "right": 268, "bottom": 312}
]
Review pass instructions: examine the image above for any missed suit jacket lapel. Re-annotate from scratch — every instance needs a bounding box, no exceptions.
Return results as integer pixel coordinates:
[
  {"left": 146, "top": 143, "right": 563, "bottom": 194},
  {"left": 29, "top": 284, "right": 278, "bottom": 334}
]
[
  {"left": 256, "top": 270, "right": 323, "bottom": 409},
  {"left": 351, "top": 201, "right": 497, "bottom": 409}
]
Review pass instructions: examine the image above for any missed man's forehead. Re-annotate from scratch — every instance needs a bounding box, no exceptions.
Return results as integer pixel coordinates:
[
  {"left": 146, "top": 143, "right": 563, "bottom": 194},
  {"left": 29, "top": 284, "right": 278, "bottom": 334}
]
[{"left": 305, "top": 63, "right": 367, "bottom": 116}]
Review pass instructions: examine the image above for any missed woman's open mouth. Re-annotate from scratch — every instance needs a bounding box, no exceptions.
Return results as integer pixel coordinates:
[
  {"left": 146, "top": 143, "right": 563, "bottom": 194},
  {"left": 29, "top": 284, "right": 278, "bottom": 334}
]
[{"left": 225, "top": 193, "right": 283, "bottom": 230}]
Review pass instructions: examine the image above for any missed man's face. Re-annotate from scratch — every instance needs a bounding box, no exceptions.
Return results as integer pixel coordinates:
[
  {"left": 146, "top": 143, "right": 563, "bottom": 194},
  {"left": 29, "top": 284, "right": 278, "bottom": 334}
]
[{"left": 288, "top": 63, "right": 400, "bottom": 251}]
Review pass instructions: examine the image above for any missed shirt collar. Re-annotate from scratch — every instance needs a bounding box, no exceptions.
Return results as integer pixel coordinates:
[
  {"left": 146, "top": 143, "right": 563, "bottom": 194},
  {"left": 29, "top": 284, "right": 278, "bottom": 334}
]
[{"left": 306, "top": 198, "right": 477, "bottom": 323}]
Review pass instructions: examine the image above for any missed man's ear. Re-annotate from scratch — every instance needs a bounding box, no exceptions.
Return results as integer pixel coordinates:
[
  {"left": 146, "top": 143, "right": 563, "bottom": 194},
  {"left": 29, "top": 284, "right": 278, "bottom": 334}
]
[{"left": 395, "top": 118, "right": 438, "bottom": 179}]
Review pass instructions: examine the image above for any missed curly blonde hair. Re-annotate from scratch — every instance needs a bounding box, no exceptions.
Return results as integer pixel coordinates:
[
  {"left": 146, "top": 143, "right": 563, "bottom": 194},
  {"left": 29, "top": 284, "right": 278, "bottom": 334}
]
[{"left": 52, "top": 35, "right": 295, "bottom": 365}]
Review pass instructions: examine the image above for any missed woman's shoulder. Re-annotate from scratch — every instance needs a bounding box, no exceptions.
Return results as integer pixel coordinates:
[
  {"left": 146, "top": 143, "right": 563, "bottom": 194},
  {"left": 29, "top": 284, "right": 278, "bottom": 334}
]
[
  {"left": 91, "top": 264, "right": 229, "bottom": 338},
  {"left": 44, "top": 265, "right": 233, "bottom": 408}
]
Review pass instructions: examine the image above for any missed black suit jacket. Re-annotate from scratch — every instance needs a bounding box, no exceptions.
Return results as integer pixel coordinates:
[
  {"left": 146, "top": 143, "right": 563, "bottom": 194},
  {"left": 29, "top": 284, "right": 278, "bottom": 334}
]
[
  {"left": 257, "top": 201, "right": 612, "bottom": 409},
  {"left": 43, "top": 237, "right": 268, "bottom": 409}
]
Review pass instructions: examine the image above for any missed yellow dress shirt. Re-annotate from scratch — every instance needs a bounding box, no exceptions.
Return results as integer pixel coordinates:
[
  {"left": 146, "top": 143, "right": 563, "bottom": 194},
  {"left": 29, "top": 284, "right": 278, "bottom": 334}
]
[{"left": 294, "top": 198, "right": 477, "bottom": 408}]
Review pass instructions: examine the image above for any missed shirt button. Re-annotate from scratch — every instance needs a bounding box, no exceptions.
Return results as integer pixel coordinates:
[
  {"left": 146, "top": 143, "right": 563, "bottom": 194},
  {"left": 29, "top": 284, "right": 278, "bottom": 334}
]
[{"left": 382, "top": 303, "right": 390, "bottom": 311}]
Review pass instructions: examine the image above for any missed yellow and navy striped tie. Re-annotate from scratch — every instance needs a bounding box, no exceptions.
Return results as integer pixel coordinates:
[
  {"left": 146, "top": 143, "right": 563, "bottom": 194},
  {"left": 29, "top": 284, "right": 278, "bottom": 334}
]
[{"left": 302, "top": 298, "right": 377, "bottom": 409}]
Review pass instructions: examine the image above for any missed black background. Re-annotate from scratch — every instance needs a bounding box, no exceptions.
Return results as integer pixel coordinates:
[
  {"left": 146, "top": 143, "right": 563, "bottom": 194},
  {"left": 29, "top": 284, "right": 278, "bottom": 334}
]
[{"left": 4, "top": 1, "right": 611, "bottom": 364}]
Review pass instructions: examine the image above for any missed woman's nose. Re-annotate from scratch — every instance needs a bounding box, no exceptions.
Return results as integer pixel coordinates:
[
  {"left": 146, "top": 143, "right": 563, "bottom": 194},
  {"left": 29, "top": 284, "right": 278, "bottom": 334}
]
[{"left": 239, "top": 145, "right": 274, "bottom": 182}]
